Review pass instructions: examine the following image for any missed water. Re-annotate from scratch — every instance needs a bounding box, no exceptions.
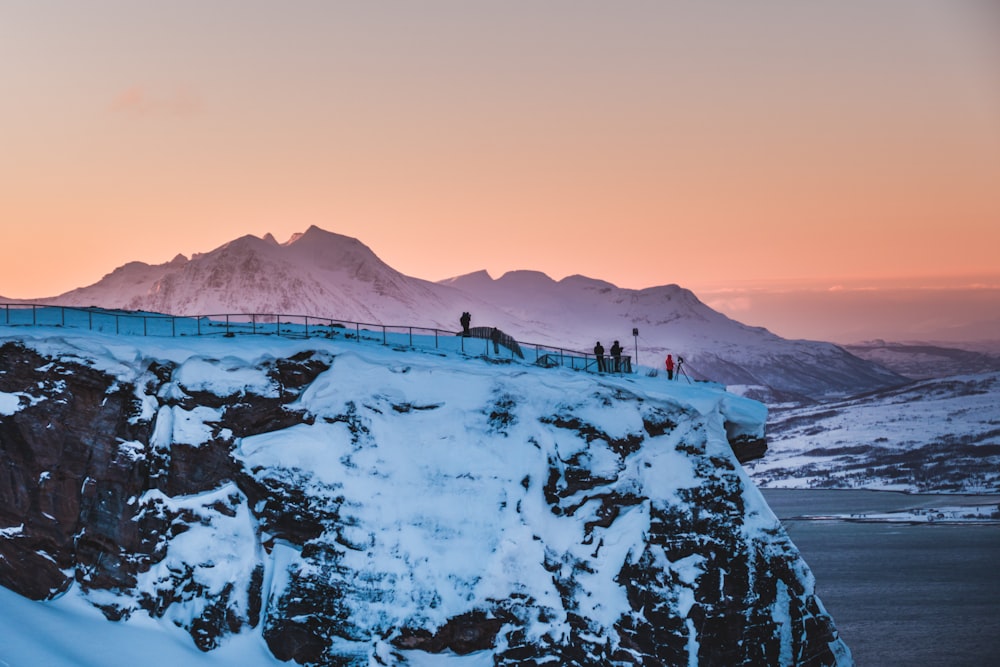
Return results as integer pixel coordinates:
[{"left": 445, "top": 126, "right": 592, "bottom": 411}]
[{"left": 761, "top": 489, "right": 1000, "bottom": 666}]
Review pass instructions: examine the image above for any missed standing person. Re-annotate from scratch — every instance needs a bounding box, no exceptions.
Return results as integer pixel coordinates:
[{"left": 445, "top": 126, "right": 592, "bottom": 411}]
[
  {"left": 665, "top": 354, "right": 675, "bottom": 380},
  {"left": 460, "top": 311, "right": 471, "bottom": 336},
  {"left": 610, "top": 340, "right": 622, "bottom": 373},
  {"left": 594, "top": 341, "right": 606, "bottom": 372},
  {"left": 491, "top": 327, "right": 501, "bottom": 354}
]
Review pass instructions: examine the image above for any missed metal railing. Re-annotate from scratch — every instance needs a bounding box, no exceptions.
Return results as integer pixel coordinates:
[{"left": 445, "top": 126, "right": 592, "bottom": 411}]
[{"left": 0, "top": 303, "right": 633, "bottom": 375}]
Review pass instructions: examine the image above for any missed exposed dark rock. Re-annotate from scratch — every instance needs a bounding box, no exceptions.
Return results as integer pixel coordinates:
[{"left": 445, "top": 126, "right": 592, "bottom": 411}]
[
  {"left": 0, "top": 342, "right": 150, "bottom": 600},
  {"left": 729, "top": 434, "right": 768, "bottom": 463},
  {"left": 393, "top": 609, "right": 511, "bottom": 655}
]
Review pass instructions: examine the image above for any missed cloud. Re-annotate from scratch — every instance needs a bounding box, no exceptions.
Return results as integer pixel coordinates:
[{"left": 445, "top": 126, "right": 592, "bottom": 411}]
[{"left": 110, "top": 85, "right": 201, "bottom": 117}]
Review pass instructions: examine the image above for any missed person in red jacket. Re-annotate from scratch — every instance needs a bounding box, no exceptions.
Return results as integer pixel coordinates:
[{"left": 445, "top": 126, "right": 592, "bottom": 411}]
[{"left": 665, "top": 354, "right": 675, "bottom": 380}]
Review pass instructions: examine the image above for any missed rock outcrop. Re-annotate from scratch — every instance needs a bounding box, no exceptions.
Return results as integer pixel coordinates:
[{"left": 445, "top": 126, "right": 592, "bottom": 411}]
[{"left": 0, "top": 333, "right": 851, "bottom": 666}]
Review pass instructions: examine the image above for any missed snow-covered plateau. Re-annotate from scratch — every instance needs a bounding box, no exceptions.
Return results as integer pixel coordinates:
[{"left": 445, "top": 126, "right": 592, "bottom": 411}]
[{"left": 0, "top": 325, "right": 851, "bottom": 666}]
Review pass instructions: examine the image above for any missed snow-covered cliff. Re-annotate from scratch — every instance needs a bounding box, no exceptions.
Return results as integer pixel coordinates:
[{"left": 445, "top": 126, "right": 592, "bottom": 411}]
[{"left": 0, "top": 327, "right": 851, "bottom": 666}]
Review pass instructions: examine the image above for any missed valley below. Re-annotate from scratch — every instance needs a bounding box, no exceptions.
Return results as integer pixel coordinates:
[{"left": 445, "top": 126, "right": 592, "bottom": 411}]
[{"left": 748, "top": 370, "right": 1000, "bottom": 495}]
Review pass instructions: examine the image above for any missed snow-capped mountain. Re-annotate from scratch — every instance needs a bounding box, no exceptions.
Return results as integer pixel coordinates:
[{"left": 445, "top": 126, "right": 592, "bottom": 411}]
[
  {"left": 442, "top": 270, "right": 905, "bottom": 400},
  {"left": 0, "top": 327, "right": 851, "bottom": 666},
  {"left": 45, "top": 226, "right": 505, "bottom": 329},
  {"left": 29, "top": 225, "right": 904, "bottom": 400}
]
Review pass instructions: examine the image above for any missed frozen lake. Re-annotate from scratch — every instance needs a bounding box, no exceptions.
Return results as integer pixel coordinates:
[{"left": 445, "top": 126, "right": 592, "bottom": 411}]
[{"left": 762, "top": 489, "right": 1000, "bottom": 666}]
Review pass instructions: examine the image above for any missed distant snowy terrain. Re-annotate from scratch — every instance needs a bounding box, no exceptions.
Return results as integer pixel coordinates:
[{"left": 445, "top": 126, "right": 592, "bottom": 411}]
[
  {"left": 748, "top": 372, "right": 1000, "bottom": 493},
  {"left": 843, "top": 340, "right": 1000, "bottom": 380},
  {"left": 0, "top": 324, "right": 850, "bottom": 666}
]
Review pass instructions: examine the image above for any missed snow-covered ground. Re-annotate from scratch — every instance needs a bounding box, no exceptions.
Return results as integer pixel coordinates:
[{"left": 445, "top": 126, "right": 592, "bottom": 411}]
[
  {"left": 0, "top": 583, "right": 282, "bottom": 667},
  {"left": 782, "top": 500, "right": 1000, "bottom": 524},
  {"left": 3, "top": 323, "right": 820, "bottom": 666}
]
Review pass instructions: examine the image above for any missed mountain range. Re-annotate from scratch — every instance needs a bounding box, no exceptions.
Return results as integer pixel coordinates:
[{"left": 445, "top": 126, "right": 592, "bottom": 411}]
[{"left": 7, "top": 225, "right": 905, "bottom": 402}]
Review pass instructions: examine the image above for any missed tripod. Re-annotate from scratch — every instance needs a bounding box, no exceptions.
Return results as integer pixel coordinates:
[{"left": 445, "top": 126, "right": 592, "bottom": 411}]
[{"left": 675, "top": 357, "right": 691, "bottom": 383}]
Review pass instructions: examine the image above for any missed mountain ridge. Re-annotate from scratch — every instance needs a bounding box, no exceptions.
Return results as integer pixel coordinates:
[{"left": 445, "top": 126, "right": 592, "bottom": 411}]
[{"left": 19, "top": 225, "right": 905, "bottom": 400}]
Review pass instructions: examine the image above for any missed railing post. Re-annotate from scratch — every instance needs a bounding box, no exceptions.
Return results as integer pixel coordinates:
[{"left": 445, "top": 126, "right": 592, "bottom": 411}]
[
  {"left": 88, "top": 310, "right": 93, "bottom": 330},
  {"left": 252, "top": 314, "right": 256, "bottom": 335},
  {"left": 356, "top": 323, "right": 360, "bottom": 342},
  {"left": 226, "top": 315, "right": 230, "bottom": 336},
  {"left": 115, "top": 314, "right": 119, "bottom": 334},
  {"left": 32, "top": 304, "right": 36, "bottom": 325},
  {"left": 143, "top": 316, "right": 147, "bottom": 336},
  {"left": 61, "top": 307, "right": 65, "bottom": 327},
  {"left": 197, "top": 317, "right": 201, "bottom": 336},
  {"left": 409, "top": 327, "right": 413, "bottom": 347},
  {"left": 305, "top": 316, "right": 309, "bottom": 338},
  {"left": 171, "top": 317, "right": 176, "bottom": 337},
  {"left": 382, "top": 326, "right": 386, "bottom": 345}
]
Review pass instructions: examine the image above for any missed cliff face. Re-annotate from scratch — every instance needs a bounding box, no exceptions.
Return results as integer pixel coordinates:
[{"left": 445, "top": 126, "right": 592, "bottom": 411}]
[{"left": 0, "top": 332, "right": 851, "bottom": 666}]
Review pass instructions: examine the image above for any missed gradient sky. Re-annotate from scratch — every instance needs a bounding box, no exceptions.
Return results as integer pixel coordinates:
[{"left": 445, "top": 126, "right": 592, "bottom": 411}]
[{"left": 2, "top": 1, "right": 999, "bottom": 308}]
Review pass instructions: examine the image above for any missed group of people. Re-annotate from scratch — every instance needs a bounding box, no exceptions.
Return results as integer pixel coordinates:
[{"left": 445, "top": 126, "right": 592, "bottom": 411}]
[
  {"left": 463, "top": 312, "right": 680, "bottom": 377},
  {"left": 592, "top": 340, "right": 624, "bottom": 373},
  {"left": 594, "top": 341, "right": 681, "bottom": 380}
]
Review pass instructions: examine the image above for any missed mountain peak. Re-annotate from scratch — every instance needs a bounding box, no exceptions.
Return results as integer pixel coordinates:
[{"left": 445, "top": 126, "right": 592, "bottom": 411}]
[
  {"left": 438, "top": 270, "right": 494, "bottom": 289},
  {"left": 559, "top": 274, "right": 618, "bottom": 290},
  {"left": 283, "top": 225, "right": 356, "bottom": 246},
  {"left": 498, "top": 269, "right": 552, "bottom": 279},
  {"left": 278, "top": 226, "right": 387, "bottom": 272}
]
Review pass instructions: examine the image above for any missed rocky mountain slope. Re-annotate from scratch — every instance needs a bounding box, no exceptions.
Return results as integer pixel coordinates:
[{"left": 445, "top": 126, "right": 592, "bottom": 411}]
[
  {"left": 0, "top": 327, "right": 852, "bottom": 666},
  {"left": 22, "top": 225, "right": 903, "bottom": 401}
]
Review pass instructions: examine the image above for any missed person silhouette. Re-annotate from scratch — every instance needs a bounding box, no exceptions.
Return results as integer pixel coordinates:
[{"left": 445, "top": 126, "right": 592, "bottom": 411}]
[
  {"left": 594, "top": 341, "right": 606, "bottom": 372},
  {"left": 610, "top": 340, "right": 622, "bottom": 372},
  {"left": 460, "top": 311, "right": 471, "bottom": 336},
  {"left": 491, "top": 327, "right": 501, "bottom": 354},
  {"left": 665, "top": 354, "right": 675, "bottom": 380}
]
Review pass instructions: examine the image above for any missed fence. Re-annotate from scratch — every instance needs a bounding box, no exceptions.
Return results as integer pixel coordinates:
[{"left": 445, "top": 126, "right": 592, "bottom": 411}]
[{"left": 1, "top": 303, "right": 633, "bottom": 375}]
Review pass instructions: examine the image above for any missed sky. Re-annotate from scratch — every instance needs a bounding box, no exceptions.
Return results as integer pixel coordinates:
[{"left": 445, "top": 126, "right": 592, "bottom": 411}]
[{"left": 1, "top": 1, "right": 999, "bottom": 336}]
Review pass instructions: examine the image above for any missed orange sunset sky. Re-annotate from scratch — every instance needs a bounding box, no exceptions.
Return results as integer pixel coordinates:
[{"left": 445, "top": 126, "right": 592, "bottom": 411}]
[{"left": 1, "top": 1, "right": 999, "bottom": 338}]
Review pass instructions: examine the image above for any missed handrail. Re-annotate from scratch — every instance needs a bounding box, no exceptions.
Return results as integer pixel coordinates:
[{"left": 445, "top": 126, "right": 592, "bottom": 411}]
[{"left": 0, "top": 303, "right": 633, "bottom": 375}]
